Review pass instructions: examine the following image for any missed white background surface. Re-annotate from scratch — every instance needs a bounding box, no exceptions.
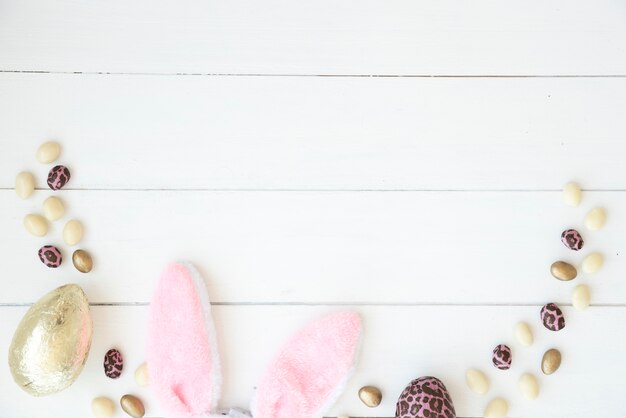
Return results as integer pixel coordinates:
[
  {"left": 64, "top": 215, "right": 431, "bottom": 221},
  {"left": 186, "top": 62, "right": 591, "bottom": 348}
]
[{"left": 1, "top": 1, "right": 625, "bottom": 417}]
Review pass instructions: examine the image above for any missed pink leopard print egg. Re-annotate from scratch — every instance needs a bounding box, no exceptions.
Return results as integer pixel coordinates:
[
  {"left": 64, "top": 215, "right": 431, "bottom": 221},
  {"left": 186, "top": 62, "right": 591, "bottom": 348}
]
[
  {"left": 103, "top": 348, "right": 124, "bottom": 379},
  {"left": 47, "top": 165, "right": 71, "bottom": 190},
  {"left": 492, "top": 344, "right": 512, "bottom": 370},
  {"left": 38, "top": 245, "right": 62, "bottom": 268},
  {"left": 561, "top": 229, "right": 584, "bottom": 251},
  {"left": 541, "top": 303, "right": 565, "bottom": 331},
  {"left": 395, "top": 376, "right": 456, "bottom": 418}
]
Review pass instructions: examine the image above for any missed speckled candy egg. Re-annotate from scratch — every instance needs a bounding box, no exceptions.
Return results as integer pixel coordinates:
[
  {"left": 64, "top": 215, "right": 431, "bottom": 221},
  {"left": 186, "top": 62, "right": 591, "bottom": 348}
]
[
  {"left": 103, "top": 349, "right": 124, "bottom": 379},
  {"left": 47, "top": 165, "right": 71, "bottom": 190},
  {"left": 492, "top": 344, "right": 512, "bottom": 370},
  {"left": 541, "top": 303, "right": 565, "bottom": 331},
  {"left": 561, "top": 229, "right": 583, "bottom": 251},
  {"left": 38, "top": 245, "right": 62, "bottom": 268},
  {"left": 395, "top": 376, "right": 456, "bottom": 418}
]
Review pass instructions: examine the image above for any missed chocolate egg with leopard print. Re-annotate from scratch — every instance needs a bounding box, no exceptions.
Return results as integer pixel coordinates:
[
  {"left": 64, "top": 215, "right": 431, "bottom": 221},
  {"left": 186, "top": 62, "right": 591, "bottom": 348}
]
[{"left": 395, "top": 376, "right": 456, "bottom": 418}]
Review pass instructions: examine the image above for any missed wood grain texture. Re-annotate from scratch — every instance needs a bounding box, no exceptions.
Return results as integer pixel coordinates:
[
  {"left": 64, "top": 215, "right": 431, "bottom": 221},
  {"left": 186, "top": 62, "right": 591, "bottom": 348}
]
[
  {"left": 0, "top": 0, "right": 626, "bottom": 75},
  {"left": 1, "top": 305, "right": 624, "bottom": 418},
  {"left": 1, "top": 190, "right": 622, "bottom": 305},
  {"left": 2, "top": 74, "right": 626, "bottom": 190}
]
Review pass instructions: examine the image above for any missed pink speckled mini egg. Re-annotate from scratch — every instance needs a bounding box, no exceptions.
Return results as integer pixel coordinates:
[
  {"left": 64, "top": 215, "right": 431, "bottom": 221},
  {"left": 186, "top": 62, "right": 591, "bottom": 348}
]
[
  {"left": 561, "top": 229, "right": 584, "bottom": 251},
  {"left": 541, "top": 303, "right": 565, "bottom": 331},
  {"left": 47, "top": 165, "right": 71, "bottom": 190},
  {"left": 492, "top": 344, "right": 512, "bottom": 370},
  {"left": 395, "top": 376, "right": 456, "bottom": 418},
  {"left": 38, "top": 245, "right": 62, "bottom": 268}
]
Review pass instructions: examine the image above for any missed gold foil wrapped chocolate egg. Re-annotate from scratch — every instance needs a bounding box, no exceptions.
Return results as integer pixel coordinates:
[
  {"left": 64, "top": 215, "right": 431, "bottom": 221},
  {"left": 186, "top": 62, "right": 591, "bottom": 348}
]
[{"left": 8, "top": 284, "right": 93, "bottom": 396}]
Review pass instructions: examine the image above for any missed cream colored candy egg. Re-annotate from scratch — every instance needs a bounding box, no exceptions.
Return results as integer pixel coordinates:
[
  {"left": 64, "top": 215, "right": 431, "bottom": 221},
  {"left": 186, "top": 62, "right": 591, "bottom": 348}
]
[
  {"left": 518, "top": 373, "right": 540, "bottom": 400},
  {"left": 15, "top": 172, "right": 35, "bottom": 199},
  {"left": 24, "top": 214, "right": 48, "bottom": 237},
  {"left": 582, "top": 253, "right": 604, "bottom": 274},
  {"left": 36, "top": 141, "right": 61, "bottom": 164},
  {"left": 43, "top": 196, "right": 65, "bottom": 221},
  {"left": 484, "top": 398, "right": 508, "bottom": 418},
  {"left": 63, "top": 219, "right": 84, "bottom": 245},
  {"left": 572, "top": 284, "right": 591, "bottom": 311},
  {"left": 92, "top": 396, "right": 115, "bottom": 418},
  {"left": 514, "top": 322, "right": 533, "bottom": 347},
  {"left": 584, "top": 207, "right": 606, "bottom": 231},
  {"left": 563, "top": 182, "right": 582, "bottom": 207},
  {"left": 134, "top": 362, "right": 149, "bottom": 387},
  {"left": 466, "top": 368, "right": 489, "bottom": 395}
]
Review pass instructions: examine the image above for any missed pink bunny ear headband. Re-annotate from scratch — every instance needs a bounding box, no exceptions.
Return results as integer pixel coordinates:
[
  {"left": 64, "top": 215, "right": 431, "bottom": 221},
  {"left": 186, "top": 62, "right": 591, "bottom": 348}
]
[{"left": 147, "top": 263, "right": 363, "bottom": 418}]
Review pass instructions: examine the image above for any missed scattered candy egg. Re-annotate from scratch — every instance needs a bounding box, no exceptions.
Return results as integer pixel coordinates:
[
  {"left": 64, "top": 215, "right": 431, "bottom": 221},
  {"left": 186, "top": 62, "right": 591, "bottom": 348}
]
[
  {"left": 120, "top": 394, "right": 145, "bottom": 418},
  {"left": 540, "top": 303, "right": 565, "bottom": 331},
  {"left": 359, "top": 386, "right": 382, "bottom": 407},
  {"left": 8, "top": 284, "right": 92, "bottom": 396},
  {"left": 72, "top": 249, "right": 93, "bottom": 273},
  {"left": 38, "top": 245, "right": 63, "bottom": 268},
  {"left": 24, "top": 214, "right": 48, "bottom": 237},
  {"left": 134, "top": 362, "right": 149, "bottom": 387},
  {"left": 42, "top": 196, "right": 65, "bottom": 221},
  {"left": 36, "top": 141, "right": 61, "bottom": 164},
  {"left": 518, "top": 373, "right": 539, "bottom": 400},
  {"left": 561, "top": 229, "right": 584, "bottom": 251},
  {"left": 584, "top": 207, "right": 606, "bottom": 231},
  {"left": 582, "top": 252, "right": 604, "bottom": 274},
  {"left": 550, "top": 261, "right": 577, "bottom": 281},
  {"left": 484, "top": 398, "right": 508, "bottom": 418},
  {"left": 63, "top": 219, "right": 84, "bottom": 246},
  {"left": 562, "top": 182, "right": 582, "bottom": 207},
  {"left": 514, "top": 322, "right": 533, "bottom": 347},
  {"left": 104, "top": 349, "right": 124, "bottom": 379},
  {"left": 541, "top": 348, "right": 562, "bottom": 375},
  {"left": 572, "top": 284, "right": 591, "bottom": 311},
  {"left": 395, "top": 376, "right": 456, "bottom": 418},
  {"left": 47, "top": 165, "right": 71, "bottom": 190},
  {"left": 492, "top": 344, "right": 512, "bottom": 370},
  {"left": 465, "top": 368, "right": 489, "bottom": 395},
  {"left": 92, "top": 396, "right": 115, "bottom": 418},
  {"left": 15, "top": 171, "right": 35, "bottom": 199}
]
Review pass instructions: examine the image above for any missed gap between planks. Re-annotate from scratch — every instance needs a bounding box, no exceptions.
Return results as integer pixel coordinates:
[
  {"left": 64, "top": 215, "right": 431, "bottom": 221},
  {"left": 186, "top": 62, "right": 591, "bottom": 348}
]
[{"left": 1, "top": 70, "right": 626, "bottom": 78}]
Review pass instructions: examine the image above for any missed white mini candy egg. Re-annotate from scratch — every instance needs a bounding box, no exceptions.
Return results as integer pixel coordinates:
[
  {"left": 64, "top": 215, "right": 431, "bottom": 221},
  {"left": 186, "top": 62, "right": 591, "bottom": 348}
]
[
  {"left": 514, "top": 322, "right": 533, "bottom": 347},
  {"left": 36, "top": 141, "right": 61, "bottom": 164},
  {"left": 16, "top": 172, "right": 35, "bottom": 199},
  {"left": 572, "top": 284, "right": 591, "bottom": 311},
  {"left": 518, "top": 373, "right": 540, "bottom": 400},
  {"left": 582, "top": 253, "right": 604, "bottom": 274},
  {"left": 584, "top": 207, "right": 606, "bottom": 231},
  {"left": 563, "top": 182, "right": 582, "bottom": 207}
]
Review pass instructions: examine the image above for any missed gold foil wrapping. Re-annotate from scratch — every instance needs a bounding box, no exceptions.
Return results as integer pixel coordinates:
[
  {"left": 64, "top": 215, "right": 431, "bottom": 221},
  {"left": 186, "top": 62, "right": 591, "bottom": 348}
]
[{"left": 8, "top": 284, "right": 93, "bottom": 396}]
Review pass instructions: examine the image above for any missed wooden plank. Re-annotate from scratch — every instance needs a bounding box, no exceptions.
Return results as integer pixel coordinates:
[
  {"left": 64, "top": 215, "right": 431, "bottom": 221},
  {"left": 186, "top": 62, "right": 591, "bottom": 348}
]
[
  {"left": 2, "top": 74, "right": 626, "bottom": 190},
  {"left": 0, "top": 304, "right": 623, "bottom": 417},
  {"left": 0, "top": 0, "right": 625, "bottom": 75},
  {"left": 2, "top": 190, "right": 623, "bottom": 304}
]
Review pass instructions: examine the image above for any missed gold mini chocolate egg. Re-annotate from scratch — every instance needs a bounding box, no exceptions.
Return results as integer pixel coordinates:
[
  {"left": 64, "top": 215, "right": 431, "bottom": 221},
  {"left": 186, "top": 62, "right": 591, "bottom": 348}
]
[{"left": 8, "top": 284, "right": 93, "bottom": 396}]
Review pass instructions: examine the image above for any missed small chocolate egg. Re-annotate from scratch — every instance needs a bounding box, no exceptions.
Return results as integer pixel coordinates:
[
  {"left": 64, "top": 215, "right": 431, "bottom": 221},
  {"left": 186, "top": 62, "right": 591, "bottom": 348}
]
[
  {"left": 541, "top": 348, "right": 562, "bottom": 375},
  {"left": 72, "top": 249, "right": 93, "bottom": 273},
  {"left": 395, "top": 376, "right": 456, "bottom": 418},
  {"left": 47, "top": 165, "right": 71, "bottom": 190},
  {"left": 492, "top": 344, "right": 512, "bottom": 370},
  {"left": 359, "top": 386, "right": 382, "bottom": 407},
  {"left": 8, "top": 284, "right": 92, "bottom": 396},
  {"left": 561, "top": 229, "right": 583, "bottom": 251},
  {"left": 104, "top": 348, "right": 124, "bottom": 379},
  {"left": 550, "top": 261, "right": 577, "bottom": 281},
  {"left": 120, "top": 394, "right": 145, "bottom": 418},
  {"left": 541, "top": 303, "right": 565, "bottom": 331},
  {"left": 38, "top": 245, "right": 63, "bottom": 268}
]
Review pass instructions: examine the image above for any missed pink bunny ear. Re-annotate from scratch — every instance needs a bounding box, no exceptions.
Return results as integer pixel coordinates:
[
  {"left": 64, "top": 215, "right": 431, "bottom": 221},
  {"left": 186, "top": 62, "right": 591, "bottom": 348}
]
[
  {"left": 251, "top": 311, "right": 362, "bottom": 418},
  {"left": 147, "top": 263, "right": 221, "bottom": 418}
]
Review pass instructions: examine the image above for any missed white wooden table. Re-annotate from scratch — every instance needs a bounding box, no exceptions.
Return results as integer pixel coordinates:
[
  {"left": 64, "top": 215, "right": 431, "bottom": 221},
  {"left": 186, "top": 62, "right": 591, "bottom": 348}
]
[{"left": 1, "top": 1, "right": 625, "bottom": 417}]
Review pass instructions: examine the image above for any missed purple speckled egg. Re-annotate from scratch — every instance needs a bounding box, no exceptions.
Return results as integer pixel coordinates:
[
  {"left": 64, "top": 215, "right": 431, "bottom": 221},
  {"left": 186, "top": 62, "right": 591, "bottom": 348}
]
[
  {"left": 541, "top": 303, "right": 565, "bottom": 331},
  {"left": 492, "top": 344, "right": 512, "bottom": 370},
  {"left": 38, "top": 245, "right": 62, "bottom": 268},
  {"left": 395, "top": 376, "right": 456, "bottom": 418},
  {"left": 47, "top": 165, "right": 71, "bottom": 190},
  {"left": 561, "top": 229, "right": 583, "bottom": 251},
  {"left": 103, "top": 348, "right": 124, "bottom": 379}
]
